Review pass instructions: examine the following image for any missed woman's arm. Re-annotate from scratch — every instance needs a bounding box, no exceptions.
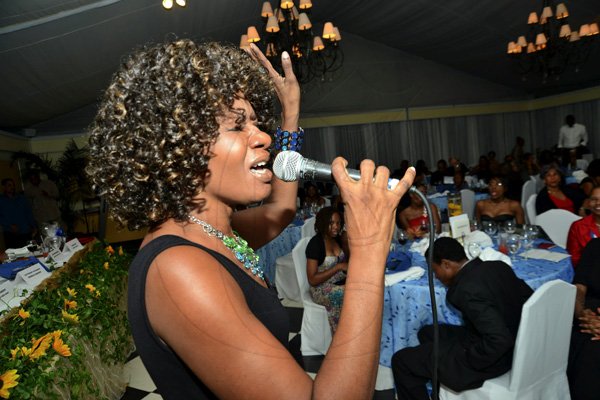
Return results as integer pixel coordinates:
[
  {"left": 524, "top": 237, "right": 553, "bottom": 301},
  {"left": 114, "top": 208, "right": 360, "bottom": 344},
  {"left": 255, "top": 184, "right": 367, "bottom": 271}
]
[
  {"left": 307, "top": 257, "right": 346, "bottom": 286},
  {"left": 475, "top": 200, "right": 484, "bottom": 223},
  {"left": 233, "top": 45, "right": 300, "bottom": 248},
  {"left": 398, "top": 209, "right": 410, "bottom": 231},
  {"left": 148, "top": 161, "right": 415, "bottom": 400}
]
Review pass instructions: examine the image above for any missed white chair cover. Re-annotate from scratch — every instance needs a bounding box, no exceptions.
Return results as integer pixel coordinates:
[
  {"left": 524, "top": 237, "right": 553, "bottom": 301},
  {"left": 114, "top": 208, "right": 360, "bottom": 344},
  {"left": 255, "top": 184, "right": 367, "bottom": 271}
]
[
  {"left": 531, "top": 174, "right": 543, "bottom": 193},
  {"left": 274, "top": 217, "right": 317, "bottom": 302},
  {"left": 460, "top": 189, "right": 475, "bottom": 220},
  {"left": 582, "top": 153, "right": 594, "bottom": 164},
  {"left": 292, "top": 237, "right": 332, "bottom": 356},
  {"left": 535, "top": 209, "right": 582, "bottom": 249},
  {"left": 575, "top": 159, "right": 588, "bottom": 171},
  {"left": 525, "top": 194, "right": 537, "bottom": 225},
  {"left": 521, "top": 180, "right": 537, "bottom": 224},
  {"left": 440, "top": 279, "right": 576, "bottom": 400}
]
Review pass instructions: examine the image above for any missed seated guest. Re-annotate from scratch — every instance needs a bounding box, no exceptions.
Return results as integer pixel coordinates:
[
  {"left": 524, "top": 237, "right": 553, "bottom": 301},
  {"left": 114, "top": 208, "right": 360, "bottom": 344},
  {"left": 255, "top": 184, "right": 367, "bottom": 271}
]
[
  {"left": 452, "top": 170, "right": 468, "bottom": 192},
  {"left": 392, "top": 237, "right": 533, "bottom": 400},
  {"left": 567, "top": 238, "right": 600, "bottom": 400},
  {"left": 475, "top": 176, "right": 524, "bottom": 225},
  {"left": 580, "top": 159, "right": 600, "bottom": 198},
  {"left": 415, "top": 159, "right": 430, "bottom": 177},
  {"left": 536, "top": 163, "right": 585, "bottom": 215},
  {"left": 430, "top": 159, "right": 449, "bottom": 185},
  {"left": 567, "top": 186, "right": 600, "bottom": 267},
  {"left": 521, "top": 152, "right": 540, "bottom": 180},
  {"left": 0, "top": 178, "right": 37, "bottom": 249},
  {"left": 448, "top": 156, "right": 468, "bottom": 176},
  {"left": 470, "top": 155, "right": 492, "bottom": 183},
  {"left": 302, "top": 181, "right": 325, "bottom": 209},
  {"left": 398, "top": 182, "right": 441, "bottom": 238},
  {"left": 306, "top": 206, "right": 348, "bottom": 333}
]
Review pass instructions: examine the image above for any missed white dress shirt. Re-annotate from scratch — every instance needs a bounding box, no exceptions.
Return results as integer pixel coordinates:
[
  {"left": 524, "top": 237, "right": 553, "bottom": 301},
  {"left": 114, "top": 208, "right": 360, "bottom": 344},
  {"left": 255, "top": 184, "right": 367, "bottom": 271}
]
[{"left": 558, "top": 123, "right": 588, "bottom": 149}]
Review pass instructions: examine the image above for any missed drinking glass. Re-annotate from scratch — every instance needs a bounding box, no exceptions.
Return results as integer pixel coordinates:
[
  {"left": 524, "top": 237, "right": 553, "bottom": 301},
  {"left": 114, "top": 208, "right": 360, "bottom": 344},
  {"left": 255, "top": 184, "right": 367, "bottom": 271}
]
[
  {"left": 26, "top": 240, "right": 39, "bottom": 254},
  {"left": 507, "top": 234, "right": 521, "bottom": 260},
  {"left": 482, "top": 220, "right": 497, "bottom": 237},
  {"left": 470, "top": 219, "right": 480, "bottom": 232},
  {"left": 397, "top": 229, "right": 409, "bottom": 251},
  {"left": 504, "top": 220, "right": 516, "bottom": 234},
  {"left": 521, "top": 231, "right": 534, "bottom": 260},
  {"left": 526, "top": 225, "right": 540, "bottom": 242},
  {"left": 467, "top": 242, "right": 482, "bottom": 259}
]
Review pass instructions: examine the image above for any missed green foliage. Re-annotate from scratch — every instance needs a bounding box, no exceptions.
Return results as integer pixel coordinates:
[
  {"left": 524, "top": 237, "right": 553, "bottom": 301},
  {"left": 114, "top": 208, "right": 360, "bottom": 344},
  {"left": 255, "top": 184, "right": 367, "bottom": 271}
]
[{"left": 0, "top": 243, "right": 133, "bottom": 399}]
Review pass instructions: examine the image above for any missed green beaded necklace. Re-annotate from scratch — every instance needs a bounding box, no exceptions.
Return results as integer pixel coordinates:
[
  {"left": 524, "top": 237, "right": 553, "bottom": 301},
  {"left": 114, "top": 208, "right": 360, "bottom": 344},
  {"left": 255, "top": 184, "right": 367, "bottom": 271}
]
[{"left": 187, "top": 215, "right": 264, "bottom": 281}]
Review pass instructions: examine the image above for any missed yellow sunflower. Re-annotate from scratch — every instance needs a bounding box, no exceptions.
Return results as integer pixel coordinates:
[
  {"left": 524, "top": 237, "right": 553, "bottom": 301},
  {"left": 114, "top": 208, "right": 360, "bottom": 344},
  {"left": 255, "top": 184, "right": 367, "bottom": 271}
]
[
  {"left": 105, "top": 245, "right": 114, "bottom": 255},
  {"left": 17, "top": 309, "right": 30, "bottom": 319},
  {"left": 66, "top": 287, "right": 77, "bottom": 297},
  {"left": 84, "top": 284, "right": 96, "bottom": 293},
  {"left": 52, "top": 336, "right": 72, "bottom": 357},
  {"left": 29, "top": 334, "right": 52, "bottom": 360},
  {"left": 61, "top": 310, "right": 79, "bottom": 323},
  {"left": 103, "top": 262, "right": 109, "bottom": 270},
  {"left": 118, "top": 246, "right": 124, "bottom": 256},
  {"left": 0, "top": 369, "right": 19, "bottom": 399},
  {"left": 63, "top": 299, "right": 77, "bottom": 310}
]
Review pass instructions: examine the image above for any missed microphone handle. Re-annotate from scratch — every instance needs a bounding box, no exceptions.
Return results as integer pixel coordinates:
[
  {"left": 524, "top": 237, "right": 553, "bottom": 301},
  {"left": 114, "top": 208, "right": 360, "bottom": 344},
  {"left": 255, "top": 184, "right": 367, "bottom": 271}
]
[{"left": 299, "top": 158, "right": 402, "bottom": 190}]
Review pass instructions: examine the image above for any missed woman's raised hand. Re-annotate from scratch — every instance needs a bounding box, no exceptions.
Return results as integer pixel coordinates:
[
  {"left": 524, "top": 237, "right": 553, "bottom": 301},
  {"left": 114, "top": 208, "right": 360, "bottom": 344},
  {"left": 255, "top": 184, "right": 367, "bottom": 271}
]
[{"left": 244, "top": 43, "right": 300, "bottom": 123}]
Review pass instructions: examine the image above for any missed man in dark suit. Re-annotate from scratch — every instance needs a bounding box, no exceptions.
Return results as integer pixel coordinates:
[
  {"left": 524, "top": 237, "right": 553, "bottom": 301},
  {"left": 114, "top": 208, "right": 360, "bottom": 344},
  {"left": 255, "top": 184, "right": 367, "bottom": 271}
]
[{"left": 391, "top": 237, "right": 533, "bottom": 400}]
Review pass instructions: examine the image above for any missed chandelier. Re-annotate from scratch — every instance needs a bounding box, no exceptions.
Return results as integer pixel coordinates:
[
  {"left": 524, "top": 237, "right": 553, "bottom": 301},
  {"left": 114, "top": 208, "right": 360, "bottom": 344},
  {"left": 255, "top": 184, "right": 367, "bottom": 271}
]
[
  {"left": 507, "top": 1, "right": 599, "bottom": 82},
  {"left": 162, "top": 0, "right": 185, "bottom": 9},
  {"left": 240, "top": 0, "right": 343, "bottom": 85}
]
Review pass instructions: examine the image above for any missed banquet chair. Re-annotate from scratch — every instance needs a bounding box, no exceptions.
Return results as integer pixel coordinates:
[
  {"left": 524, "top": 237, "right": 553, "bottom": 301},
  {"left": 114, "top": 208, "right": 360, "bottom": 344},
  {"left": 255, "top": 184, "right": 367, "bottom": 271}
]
[
  {"left": 535, "top": 209, "right": 581, "bottom": 249},
  {"left": 274, "top": 217, "right": 316, "bottom": 302},
  {"left": 292, "top": 237, "right": 332, "bottom": 356},
  {"left": 525, "top": 194, "right": 537, "bottom": 225},
  {"left": 531, "top": 174, "right": 543, "bottom": 193},
  {"left": 582, "top": 153, "right": 594, "bottom": 164},
  {"left": 575, "top": 159, "right": 588, "bottom": 171},
  {"left": 520, "top": 180, "right": 537, "bottom": 224},
  {"left": 460, "top": 189, "right": 475, "bottom": 220},
  {"left": 440, "top": 279, "right": 576, "bottom": 400}
]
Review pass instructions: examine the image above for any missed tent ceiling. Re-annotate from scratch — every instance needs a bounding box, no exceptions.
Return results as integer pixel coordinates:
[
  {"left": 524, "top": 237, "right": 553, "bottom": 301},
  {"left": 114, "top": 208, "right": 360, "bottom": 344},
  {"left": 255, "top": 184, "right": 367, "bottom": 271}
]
[{"left": 1, "top": 0, "right": 599, "bottom": 137}]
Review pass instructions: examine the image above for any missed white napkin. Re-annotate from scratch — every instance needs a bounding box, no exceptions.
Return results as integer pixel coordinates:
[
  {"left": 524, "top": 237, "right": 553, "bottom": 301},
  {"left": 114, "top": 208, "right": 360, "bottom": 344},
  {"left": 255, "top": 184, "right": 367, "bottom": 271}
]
[
  {"left": 478, "top": 247, "right": 512, "bottom": 267},
  {"left": 409, "top": 238, "right": 430, "bottom": 256},
  {"left": 385, "top": 266, "right": 425, "bottom": 286},
  {"left": 464, "top": 230, "right": 493, "bottom": 249},
  {"left": 5, "top": 246, "right": 30, "bottom": 258},
  {"left": 520, "top": 249, "right": 571, "bottom": 262},
  {"left": 427, "top": 191, "right": 449, "bottom": 198}
]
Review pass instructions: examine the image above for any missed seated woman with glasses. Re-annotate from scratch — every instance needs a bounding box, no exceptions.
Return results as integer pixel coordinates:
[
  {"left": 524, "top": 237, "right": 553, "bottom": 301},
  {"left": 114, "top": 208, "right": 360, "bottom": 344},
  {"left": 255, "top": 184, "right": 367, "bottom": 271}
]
[
  {"left": 475, "top": 176, "right": 525, "bottom": 225},
  {"left": 306, "top": 206, "right": 348, "bottom": 333},
  {"left": 397, "top": 182, "right": 441, "bottom": 239}
]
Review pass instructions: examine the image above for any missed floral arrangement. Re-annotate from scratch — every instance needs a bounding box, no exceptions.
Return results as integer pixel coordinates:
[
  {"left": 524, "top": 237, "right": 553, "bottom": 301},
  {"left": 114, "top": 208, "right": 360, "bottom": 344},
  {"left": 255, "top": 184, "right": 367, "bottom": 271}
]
[{"left": 0, "top": 242, "right": 133, "bottom": 399}]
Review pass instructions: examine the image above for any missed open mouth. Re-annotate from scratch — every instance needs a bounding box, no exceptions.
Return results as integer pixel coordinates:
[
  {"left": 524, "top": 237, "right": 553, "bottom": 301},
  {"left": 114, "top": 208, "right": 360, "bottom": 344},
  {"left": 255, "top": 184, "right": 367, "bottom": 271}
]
[{"left": 250, "top": 160, "right": 271, "bottom": 177}]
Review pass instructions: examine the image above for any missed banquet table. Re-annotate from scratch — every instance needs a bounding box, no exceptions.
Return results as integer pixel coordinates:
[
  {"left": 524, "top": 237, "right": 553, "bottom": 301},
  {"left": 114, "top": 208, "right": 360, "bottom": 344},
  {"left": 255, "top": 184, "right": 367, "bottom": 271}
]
[
  {"left": 256, "top": 223, "right": 302, "bottom": 283},
  {"left": 379, "top": 241, "right": 574, "bottom": 368}
]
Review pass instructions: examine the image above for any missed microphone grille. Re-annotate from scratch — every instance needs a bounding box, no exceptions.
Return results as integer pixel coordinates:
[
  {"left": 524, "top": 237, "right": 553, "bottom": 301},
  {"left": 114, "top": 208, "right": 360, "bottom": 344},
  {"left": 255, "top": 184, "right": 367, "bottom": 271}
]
[{"left": 273, "top": 151, "right": 303, "bottom": 182}]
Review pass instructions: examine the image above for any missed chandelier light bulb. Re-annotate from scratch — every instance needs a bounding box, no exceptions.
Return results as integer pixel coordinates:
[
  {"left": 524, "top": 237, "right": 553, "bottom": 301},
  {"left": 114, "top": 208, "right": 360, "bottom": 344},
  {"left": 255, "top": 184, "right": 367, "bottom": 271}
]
[
  {"left": 322, "top": 22, "right": 335, "bottom": 39},
  {"left": 333, "top": 27, "right": 342, "bottom": 41},
  {"left": 579, "top": 24, "right": 591, "bottom": 37},
  {"left": 555, "top": 3, "right": 568, "bottom": 19},
  {"left": 247, "top": 26, "right": 261, "bottom": 43},
  {"left": 162, "top": 0, "right": 173, "bottom": 9},
  {"left": 527, "top": 12, "right": 538, "bottom": 25},
  {"left": 559, "top": 24, "right": 571, "bottom": 38},
  {"left": 275, "top": 8, "right": 285, "bottom": 22},
  {"left": 535, "top": 33, "right": 547, "bottom": 46},
  {"left": 541, "top": 6, "right": 553, "bottom": 20},
  {"left": 507, "top": 42, "right": 516, "bottom": 54},
  {"left": 280, "top": 0, "right": 294, "bottom": 10},
  {"left": 590, "top": 23, "right": 599, "bottom": 35},
  {"left": 298, "top": 13, "right": 312, "bottom": 30},
  {"left": 313, "top": 36, "right": 325, "bottom": 51},
  {"left": 266, "top": 16, "right": 280, "bottom": 32},
  {"left": 261, "top": 1, "right": 274, "bottom": 18},
  {"left": 517, "top": 36, "right": 527, "bottom": 47},
  {"left": 175, "top": 0, "right": 185, "bottom": 6},
  {"left": 527, "top": 43, "right": 536, "bottom": 53},
  {"left": 299, "top": 0, "right": 312, "bottom": 10}
]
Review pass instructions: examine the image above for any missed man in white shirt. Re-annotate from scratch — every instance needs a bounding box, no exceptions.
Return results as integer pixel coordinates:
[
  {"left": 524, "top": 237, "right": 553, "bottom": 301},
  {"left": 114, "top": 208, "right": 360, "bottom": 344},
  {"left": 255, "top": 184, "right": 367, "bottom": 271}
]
[{"left": 558, "top": 115, "right": 588, "bottom": 164}]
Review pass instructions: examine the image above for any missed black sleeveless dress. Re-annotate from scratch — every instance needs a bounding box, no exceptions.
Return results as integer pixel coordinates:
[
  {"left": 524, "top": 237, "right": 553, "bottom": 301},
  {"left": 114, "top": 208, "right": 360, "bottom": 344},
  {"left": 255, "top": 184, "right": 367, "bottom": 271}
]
[{"left": 127, "top": 235, "right": 289, "bottom": 399}]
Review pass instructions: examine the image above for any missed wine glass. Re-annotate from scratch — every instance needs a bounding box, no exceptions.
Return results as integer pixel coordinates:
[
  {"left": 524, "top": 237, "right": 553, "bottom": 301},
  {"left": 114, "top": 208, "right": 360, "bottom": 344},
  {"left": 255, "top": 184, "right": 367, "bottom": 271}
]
[
  {"left": 470, "top": 219, "right": 480, "bottom": 232},
  {"left": 504, "top": 220, "right": 516, "bottom": 234},
  {"left": 526, "top": 225, "right": 540, "bottom": 242},
  {"left": 482, "top": 220, "right": 497, "bottom": 237},
  {"left": 521, "top": 231, "right": 534, "bottom": 261},
  {"left": 26, "top": 240, "right": 39, "bottom": 255},
  {"left": 507, "top": 234, "right": 521, "bottom": 260},
  {"left": 467, "top": 242, "right": 482, "bottom": 259},
  {"left": 397, "top": 229, "right": 409, "bottom": 251}
]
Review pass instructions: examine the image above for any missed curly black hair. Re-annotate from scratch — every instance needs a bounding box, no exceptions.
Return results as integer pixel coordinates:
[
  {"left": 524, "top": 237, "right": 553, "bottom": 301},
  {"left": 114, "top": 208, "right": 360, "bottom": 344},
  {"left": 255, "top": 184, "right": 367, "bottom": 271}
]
[
  {"left": 314, "top": 206, "right": 343, "bottom": 236},
  {"left": 87, "top": 40, "right": 276, "bottom": 230}
]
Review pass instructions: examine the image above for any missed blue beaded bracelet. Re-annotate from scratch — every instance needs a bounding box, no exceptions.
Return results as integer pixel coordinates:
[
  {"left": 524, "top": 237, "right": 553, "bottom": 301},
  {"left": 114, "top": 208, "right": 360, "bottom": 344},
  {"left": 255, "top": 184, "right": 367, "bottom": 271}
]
[{"left": 274, "top": 126, "right": 304, "bottom": 151}]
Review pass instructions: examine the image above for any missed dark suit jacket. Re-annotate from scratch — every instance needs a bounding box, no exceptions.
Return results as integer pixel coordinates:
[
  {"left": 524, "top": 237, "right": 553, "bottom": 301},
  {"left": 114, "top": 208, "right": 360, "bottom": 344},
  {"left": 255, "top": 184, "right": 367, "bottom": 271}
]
[{"left": 438, "top": 258, "right": 533, "bottom": 391}]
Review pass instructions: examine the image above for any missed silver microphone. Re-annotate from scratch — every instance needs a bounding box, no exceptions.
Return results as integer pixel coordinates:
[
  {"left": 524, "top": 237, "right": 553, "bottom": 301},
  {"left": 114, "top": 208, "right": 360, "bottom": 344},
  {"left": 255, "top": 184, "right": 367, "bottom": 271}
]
[{"left": 272, "top": 150, "right": 404, "bottom": 190}]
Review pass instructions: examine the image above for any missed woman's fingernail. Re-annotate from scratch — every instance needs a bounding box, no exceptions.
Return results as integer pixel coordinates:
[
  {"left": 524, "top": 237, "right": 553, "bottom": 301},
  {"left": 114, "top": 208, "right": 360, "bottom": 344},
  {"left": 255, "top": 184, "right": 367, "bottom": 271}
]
[{"left": 282, "top": 51, "right": 290, "bottom": 59}]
